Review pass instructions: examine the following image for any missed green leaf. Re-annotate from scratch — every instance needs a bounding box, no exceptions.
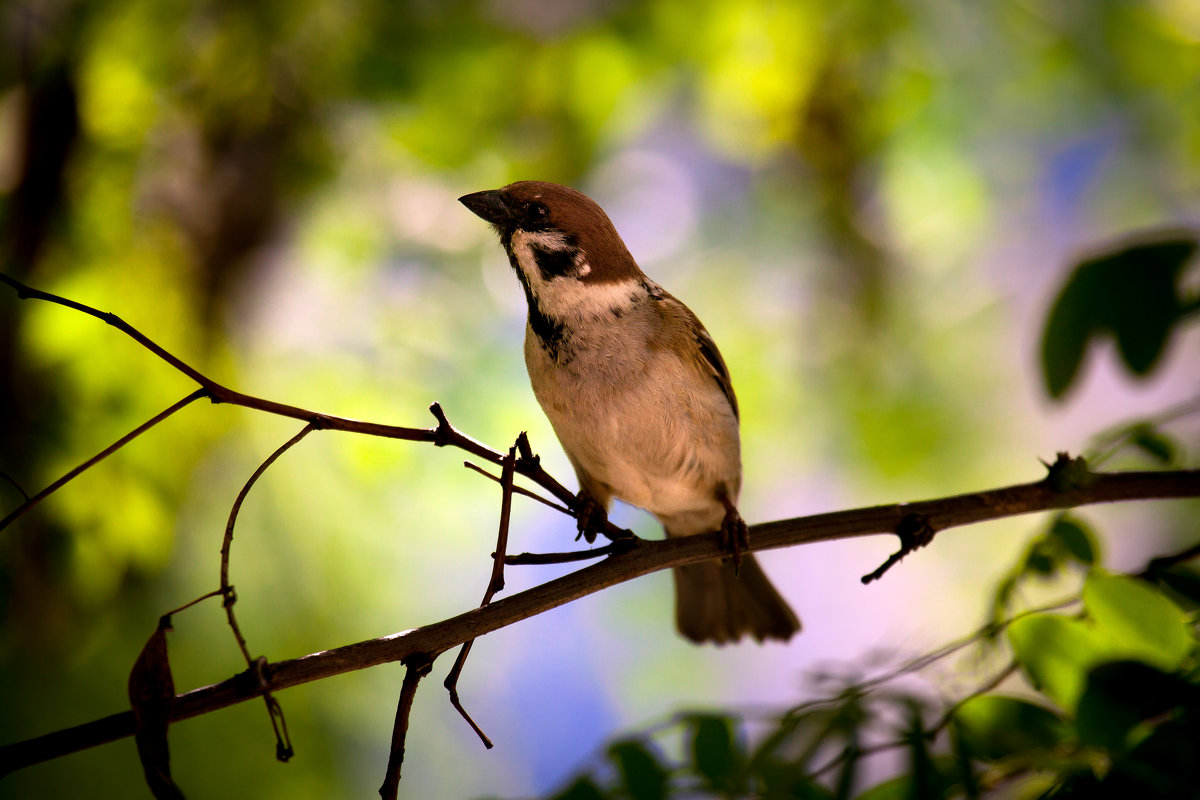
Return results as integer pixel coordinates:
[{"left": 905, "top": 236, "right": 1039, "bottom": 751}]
[
  {"left": 904, "top": 702, "right": 943, "bottom": 800},
  {"left": 832, "top": 739, "right": 860, "bottom": 800},
  {"left": 947, "top": 718, "right": 981, "bottom": 799},
  {"left": 1047, "top": 515, "right": 1096, "bottom": 566},
  {"left": 1101, "top": 711, "right": 1200, "bottom": 795},
  {"left": 1025, "top": 544, "right": 1056, "bottom": 576},
  {"left": 687, "top": 714, "right": 743, "bottom": 793},
  {"left": 1007, "top": 613, "right": 1107, "bottom": 709},
  {"left": 952, "top": 696, "right": 1068, "bottom": 760},
  {"left": 1129, "top": 424, "right": 1178, "bottom": 465},
  {"left": 1082, "top": 571, "right": 1192, "bottom": 671},
  {"left": 1008, "top": 572, "right": 1195, "bottom": 711},
  {"left": 1041, "top": 270, "right": 1094, "bottom": 399},
  {"left": 607, "top": 739, "right": 668, "bottom": 800},
  {"left": 1150, "top": 565, "right": 1200, "bottom": 610},
  {"left": 1039, "top": 232, "right": 1197, "bottom": 399},
  {"left": 1075, "top": 660, "right": 1199, "bottom": 752},
  {"left": 548, "top": 776, "right": 608, "bottom": 800},
  {"left": 853, "top": 775, "right": 911, "bottom": 800},
  {"left": 754, "top": 756, "right": 835, "bottom": 800}
]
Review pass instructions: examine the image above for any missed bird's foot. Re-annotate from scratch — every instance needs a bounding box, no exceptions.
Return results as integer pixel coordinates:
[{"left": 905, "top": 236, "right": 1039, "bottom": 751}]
[
  {"left": 574, "top": 493, "right": 608, "bottom": 545},
  {"left": 719, "top": 507, "right": 750, "bottom": 574}
]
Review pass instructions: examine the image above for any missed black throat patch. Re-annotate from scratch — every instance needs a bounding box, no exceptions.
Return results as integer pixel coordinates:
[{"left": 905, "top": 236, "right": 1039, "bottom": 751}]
[{"left": 505, "top": 249, "right": 570, "bottom": 362}]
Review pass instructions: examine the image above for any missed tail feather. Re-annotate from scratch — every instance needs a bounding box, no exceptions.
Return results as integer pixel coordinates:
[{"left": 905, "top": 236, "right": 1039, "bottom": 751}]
[{"left": 673, "top": 554, "right": 800, "bottom": 645}]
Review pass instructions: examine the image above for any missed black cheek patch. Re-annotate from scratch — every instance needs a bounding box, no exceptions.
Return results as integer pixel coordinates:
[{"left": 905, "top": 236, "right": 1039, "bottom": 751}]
[{"left": 531, "top": 244, "right": 579, "bottom": 281}]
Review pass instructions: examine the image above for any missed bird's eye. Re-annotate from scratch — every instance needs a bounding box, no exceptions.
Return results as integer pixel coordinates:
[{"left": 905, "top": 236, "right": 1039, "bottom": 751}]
[{"left": 527, "top": 201, "right": 548, "bottom": 219}]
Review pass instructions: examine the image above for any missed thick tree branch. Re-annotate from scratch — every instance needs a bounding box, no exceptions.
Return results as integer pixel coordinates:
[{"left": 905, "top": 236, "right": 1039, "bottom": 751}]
[{"left": 2, "top": 466, "right": 1197, "bottom": 775}]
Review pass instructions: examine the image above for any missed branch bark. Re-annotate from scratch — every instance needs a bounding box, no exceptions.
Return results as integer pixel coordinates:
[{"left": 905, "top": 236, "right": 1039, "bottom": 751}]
[{"left": 2, "top": 466, "right": 1197, "bottom": 775}]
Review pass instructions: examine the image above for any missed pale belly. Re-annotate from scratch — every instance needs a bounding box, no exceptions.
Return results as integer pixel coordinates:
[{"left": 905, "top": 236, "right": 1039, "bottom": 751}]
[{"left": 527, "top": 336, "right": 740, "bottom": 523}]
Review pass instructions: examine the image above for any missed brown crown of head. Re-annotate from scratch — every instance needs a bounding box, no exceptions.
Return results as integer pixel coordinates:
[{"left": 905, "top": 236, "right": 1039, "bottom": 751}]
[{"left": 459, "top": 180, "right": 643, "bottom": 283}]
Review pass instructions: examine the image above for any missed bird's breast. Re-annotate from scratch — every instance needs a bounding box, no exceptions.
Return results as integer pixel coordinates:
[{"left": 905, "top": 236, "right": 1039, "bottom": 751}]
[{"left": 524, "top": 321, "right": 740, "bottom": 519}]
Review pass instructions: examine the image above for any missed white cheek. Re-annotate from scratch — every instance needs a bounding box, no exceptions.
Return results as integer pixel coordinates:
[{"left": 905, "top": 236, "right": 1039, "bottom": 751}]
[
  {"left": 509, "top": 230, "right": 560, "bottom": 290},
  {"left": 510, "top": 230, "right": 643, "bottom": 319}
]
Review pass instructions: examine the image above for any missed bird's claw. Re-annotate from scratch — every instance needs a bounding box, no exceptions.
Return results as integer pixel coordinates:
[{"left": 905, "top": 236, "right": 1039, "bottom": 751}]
[
  {"left": 720, "top": 508, "right": 750, "bottom": 574},
  {"left": 574, "top": 494, "right": 608, "bottom": 544}
]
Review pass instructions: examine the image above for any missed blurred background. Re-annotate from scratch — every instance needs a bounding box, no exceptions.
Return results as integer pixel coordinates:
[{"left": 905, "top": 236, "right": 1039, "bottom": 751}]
[{"left": 1, "top": 0, "right": 1198, "bottom": 797}]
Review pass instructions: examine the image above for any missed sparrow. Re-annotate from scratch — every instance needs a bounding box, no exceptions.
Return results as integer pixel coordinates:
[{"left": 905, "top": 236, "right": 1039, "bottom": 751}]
[{"left": 460, "top": 180, "right": 800, "bottom": 645}]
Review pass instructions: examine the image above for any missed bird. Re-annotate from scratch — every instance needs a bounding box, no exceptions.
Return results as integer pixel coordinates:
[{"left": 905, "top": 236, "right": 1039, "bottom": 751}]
[{"left": 459, "top": 180, "right": 799, "bottom": 645}]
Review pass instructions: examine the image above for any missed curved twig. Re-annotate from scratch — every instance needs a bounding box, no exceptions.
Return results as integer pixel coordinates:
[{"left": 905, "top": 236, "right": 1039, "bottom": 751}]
[{"left": 219, "top": 423, "right": 316, "bottom": 762}]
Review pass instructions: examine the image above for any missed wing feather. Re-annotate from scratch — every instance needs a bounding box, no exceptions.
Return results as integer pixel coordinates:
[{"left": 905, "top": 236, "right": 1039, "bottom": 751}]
[{"left": 648, "top": 283, "right": 739, "bottom": 420}]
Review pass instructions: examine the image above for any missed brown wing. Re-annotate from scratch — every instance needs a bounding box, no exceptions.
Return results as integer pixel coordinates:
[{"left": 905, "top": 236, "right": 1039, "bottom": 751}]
[
  {"left": 648, "top": 283, "right": 739, "bottom": 421},
  {"left": 694, "top": 323, "right": 739, "bottom": 420}
]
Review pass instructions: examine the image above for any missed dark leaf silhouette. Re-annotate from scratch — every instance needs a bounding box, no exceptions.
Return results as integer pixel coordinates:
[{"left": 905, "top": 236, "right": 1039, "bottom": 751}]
[{"left": 128, "top": 620, "right": 184, "bottom": 800}]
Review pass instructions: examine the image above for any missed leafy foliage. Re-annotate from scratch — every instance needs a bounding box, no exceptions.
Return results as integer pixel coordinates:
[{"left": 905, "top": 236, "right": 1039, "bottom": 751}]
[
  {"left": 1040, "top": 232, "right": 1199, "bottom": 399},
  {"left": 516, "top": 560, "right": 1200, "bottom": 800}
]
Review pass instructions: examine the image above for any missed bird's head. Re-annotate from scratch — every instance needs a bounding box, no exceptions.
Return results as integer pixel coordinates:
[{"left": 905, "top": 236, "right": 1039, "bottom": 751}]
[{"left": 460, "top": 182, "right": 644, "bottom": 303}]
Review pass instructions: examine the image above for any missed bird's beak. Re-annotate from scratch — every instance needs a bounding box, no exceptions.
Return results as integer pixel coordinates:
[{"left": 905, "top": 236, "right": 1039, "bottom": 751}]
[{"left": 458, "top": 189, "right": 511, "bottom": 226}]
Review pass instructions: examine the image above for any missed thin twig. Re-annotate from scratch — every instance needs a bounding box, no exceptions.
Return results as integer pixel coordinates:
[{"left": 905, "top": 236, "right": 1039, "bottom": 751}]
[
  {"left": 160, "top": 589, "right": 226, "bottom": 621},
  {"left": 0, "top": 470, "right": 29, "bottom": 501},
  {"left": 463, "top": 460, "right": 572, "bottom": 515},
  {"left": 808, "top": 660, "right": 1021, "bottom": 780},
  {"left": 0, "top": 388, "right": 208, "bottom": 533},
  {"left": 502, "top": 542, "right": 634, "bottom": 565},
  {"left": 1087, "top": 392, "right": 1200, "bottom": 466},
  {"left": 219, "top": 423, "right": 316, "bottom": 761},
  {"left": 861, "top": 514, "right": 935, "bottom": 584},
  {"left": 444, "top": 445, "right": 520, "bottom": 750},
  {"left": 379, "top": 655, "right": 434, "bottom": 800}
]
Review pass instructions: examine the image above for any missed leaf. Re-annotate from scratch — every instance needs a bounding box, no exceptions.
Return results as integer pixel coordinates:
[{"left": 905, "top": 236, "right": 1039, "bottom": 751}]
[
  {"left": 1040, "top": 232, "right": 1197, "bottom": 399},
  {"left": 1008, "top": 572, "right": 1195, "bottom": 712},
  {"left": 832, "top": 737, "right": 860, "bottom": 800},
  {"left": 1075, "top": 660, "right": 1199, "bottom": 752},
  {"left": 1107, "top": 241, "right": 1194, "bottom": 376},
  {"left": 548, "top": 775, "right": 608, "bottom": 800},
  {"left": 1046, "top": 515, "right": 1096, "bottom": 566},
  {"left": 1041, "top": 269, "right": 1092, "bottom": 399},
  {"left": 128, "top": 622, "right": 185, "bottom": 800},
  {"left": 946, "top": 718, "right": 981, "bottom": 799},
  {"left": 1101, "top": 710, "right": 1200, "bottom": 795},
  {"left": 754, "top": 756, "right": 835, "bottom": 800},
  {"left": 952, "top": 696, "right": 1068, "bottom": 760},
  {"left": 687, "top": 714, "right": 743, "bottom": 793},
  {"left": 1150, "top": 565, "right": 1200, "bottom": 610},
  {"left": 607, "top": 739, "right": 668, "bottom": 800},
  {"left": 903, "top": 702, "right": 943, "bottom": 800},
  {"left": 1007, "top": 613, "right": 1107, "bottom": 709},
  {"left": 853, "top": 774, "right": 912, "bottom": 800},
  {"left": 1024, "top": 543, "right": 1057, "bottom": 576},
  {"left": 1129, "top": 424, "right": 1178, "bottom": 465},
  {"left": 1082, "top": 571, "right": 1192, "bottom": 671}
]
